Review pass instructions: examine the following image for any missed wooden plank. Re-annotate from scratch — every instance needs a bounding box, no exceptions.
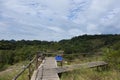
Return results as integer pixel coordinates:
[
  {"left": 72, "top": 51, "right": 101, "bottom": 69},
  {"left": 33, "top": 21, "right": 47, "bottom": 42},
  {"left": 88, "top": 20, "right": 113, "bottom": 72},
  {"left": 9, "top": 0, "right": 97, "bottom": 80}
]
[
  {"left": 36, "top": 57, "right": 60, "bottom": 80},
  {"left": 31, "top": 59, "right": 45, "bottom": 80},
  {"left": 55, "top": 61, "right": 108, "bottom": 73}
]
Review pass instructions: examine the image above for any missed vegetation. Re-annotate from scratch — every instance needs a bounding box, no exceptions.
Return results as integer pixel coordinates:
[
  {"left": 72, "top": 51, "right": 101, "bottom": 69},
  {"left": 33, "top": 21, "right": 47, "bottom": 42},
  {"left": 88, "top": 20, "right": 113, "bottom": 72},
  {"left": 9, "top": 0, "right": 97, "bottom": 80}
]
[
  {"left": 61, "top": 69, "right": 120, "bottom": 80},
  {"left": 0, "top": 34, "right": 120, "bottom": 80},
  {"left": 0, "top": 61, "right": 29, "bottom": 80}
]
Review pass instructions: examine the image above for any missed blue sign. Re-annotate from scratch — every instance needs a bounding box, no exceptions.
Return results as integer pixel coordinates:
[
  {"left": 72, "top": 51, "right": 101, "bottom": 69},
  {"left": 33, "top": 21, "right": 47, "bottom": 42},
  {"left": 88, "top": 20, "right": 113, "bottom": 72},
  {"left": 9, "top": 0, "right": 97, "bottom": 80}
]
[{"left": 55, "top": 56, "right": 63, "bottom": 61}]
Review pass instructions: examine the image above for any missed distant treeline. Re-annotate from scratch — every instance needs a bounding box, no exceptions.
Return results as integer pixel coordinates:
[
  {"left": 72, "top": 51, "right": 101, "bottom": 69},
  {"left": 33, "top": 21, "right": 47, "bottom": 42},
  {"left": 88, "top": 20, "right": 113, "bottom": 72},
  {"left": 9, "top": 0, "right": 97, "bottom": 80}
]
[{"left": 0, "top": 34, "right": 120, "bottom": 70}]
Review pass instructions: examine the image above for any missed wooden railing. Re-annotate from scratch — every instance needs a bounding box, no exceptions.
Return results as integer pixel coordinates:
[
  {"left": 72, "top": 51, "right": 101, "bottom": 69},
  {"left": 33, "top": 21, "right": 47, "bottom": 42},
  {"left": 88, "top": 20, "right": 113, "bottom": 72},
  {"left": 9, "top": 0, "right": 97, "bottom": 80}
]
[{"left": 12, "top": 52, "right": 44, "bottom": 80}]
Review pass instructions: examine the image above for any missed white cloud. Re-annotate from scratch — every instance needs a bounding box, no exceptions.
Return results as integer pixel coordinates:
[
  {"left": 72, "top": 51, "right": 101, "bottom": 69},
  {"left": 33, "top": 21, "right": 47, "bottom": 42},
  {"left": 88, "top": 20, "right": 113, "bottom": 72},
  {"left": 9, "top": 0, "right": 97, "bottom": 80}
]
[
  {"left": 0, "top": 22, "right": 7, "bottom": 27},
  {"left": 0, "top": 0, "right": 120, "bottom": 41},
  {"left": 68, "top": 29, "right": 84, "bottom": 36},
  {"left": 86, "top": 24, "right": 101, "bottom": 34},
  {"left": 101, "top": 8, "right": 120, "bottom": 25},
  {"left": 87, "top": 24, "right": 97, "bottom": 31},
  {"left": 0, "top": 22, "right": 9, "bottom": 31},
  {"left": 47, "top": 26, "right": 64, "bottom": 33}
]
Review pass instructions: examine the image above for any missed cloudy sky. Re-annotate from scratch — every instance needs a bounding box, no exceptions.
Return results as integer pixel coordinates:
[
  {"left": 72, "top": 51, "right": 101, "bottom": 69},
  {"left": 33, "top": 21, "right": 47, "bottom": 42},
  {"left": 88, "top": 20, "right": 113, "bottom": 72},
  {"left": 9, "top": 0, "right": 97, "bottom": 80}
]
[{"left": 0, "top": 0, "right": 120, "bottom": 41}]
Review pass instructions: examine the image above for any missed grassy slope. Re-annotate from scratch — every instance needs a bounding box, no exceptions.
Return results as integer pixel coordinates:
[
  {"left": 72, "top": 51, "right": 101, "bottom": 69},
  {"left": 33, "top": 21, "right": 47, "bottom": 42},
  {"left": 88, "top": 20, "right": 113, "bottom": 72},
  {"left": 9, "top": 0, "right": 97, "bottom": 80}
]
[
  {"left": 61, "top": 69, "right": 120, "bottom": 80},
  {"left": 61, "top": 55, "right": 120, "bottom": 80},
  {"left": 0, "top": 61, "right": 29, "bottom": 80},
  {"left": 1, "top": 54, "right": 120, "bottom": 80}
]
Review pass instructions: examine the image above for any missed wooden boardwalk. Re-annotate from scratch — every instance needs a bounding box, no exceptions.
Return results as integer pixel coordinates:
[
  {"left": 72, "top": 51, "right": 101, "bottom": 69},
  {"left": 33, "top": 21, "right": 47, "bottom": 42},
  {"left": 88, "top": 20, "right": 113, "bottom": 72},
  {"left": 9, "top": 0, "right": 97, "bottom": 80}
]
[
  {"left": 31, "top": 57, "right": 107, "bottom": 80},
  {"left": 35, "top": 57, "right": 60, "bottom": 80},
  {"left": 55, "top": 61, "right": 108, "bottom": 73}
]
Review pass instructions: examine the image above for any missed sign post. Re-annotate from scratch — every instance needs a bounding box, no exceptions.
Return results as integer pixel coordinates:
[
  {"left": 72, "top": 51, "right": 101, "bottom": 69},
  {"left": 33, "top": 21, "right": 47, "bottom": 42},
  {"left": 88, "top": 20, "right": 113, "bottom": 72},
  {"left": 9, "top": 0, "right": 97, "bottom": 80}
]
[{"left": 55, "top": 55, "right": 63, "bottom": 67}]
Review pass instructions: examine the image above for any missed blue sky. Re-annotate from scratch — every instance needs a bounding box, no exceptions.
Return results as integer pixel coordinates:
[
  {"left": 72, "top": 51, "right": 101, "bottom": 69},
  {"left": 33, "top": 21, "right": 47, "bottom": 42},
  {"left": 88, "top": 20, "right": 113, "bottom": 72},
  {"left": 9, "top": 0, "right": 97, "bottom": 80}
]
[{"left": 0, "top": 0, "right": 120, "bottom": 41}]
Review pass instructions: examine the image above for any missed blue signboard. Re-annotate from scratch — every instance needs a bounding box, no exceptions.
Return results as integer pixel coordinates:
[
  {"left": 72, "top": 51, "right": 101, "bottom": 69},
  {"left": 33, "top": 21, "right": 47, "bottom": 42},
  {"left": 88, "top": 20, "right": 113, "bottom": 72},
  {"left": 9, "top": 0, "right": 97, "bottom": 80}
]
[{"left": 55, "top": 56, "right": 63, "bottom": 61}]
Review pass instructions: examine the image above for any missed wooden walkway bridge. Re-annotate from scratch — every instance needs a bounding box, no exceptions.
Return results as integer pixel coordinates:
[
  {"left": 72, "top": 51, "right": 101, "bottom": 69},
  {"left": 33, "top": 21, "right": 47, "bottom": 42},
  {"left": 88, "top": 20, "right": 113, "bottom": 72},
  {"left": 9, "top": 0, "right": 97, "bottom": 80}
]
[
  {"left": 35, "top": 57, "right": 59, "bottom": 80},
  {"left": 31, "top": 57, "right": 107, "bottom": 80}
]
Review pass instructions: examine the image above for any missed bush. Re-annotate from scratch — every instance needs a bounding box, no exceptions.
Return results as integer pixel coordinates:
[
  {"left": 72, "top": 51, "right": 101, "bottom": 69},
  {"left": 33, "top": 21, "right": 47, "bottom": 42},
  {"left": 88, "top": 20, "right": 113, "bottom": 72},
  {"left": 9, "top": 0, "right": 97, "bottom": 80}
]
[{"left": 103, "top": 48, "right": 120, "bottom": 69}]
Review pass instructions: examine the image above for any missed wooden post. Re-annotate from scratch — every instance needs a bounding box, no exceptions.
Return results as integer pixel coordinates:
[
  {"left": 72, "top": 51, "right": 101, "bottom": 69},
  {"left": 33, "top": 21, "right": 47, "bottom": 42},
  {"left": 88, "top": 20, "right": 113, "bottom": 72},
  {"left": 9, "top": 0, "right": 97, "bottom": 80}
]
[
  {"left": 96, "top": 66, "right": 99, "bottom": 71},
  {"left": 28, "top": 63, "right": 31, "bottom": 80},
  {"left": 28, "top": 67, "right": 30, "bottom": 80},
  {"left": 61, "top": 61, "right": 63, "bottom": 67},
  {"left": 36, "top": 52, "right": 38, "bottom": 70},
  {"left": 104, "top": 64, "right": 108, "bottom": 70}
]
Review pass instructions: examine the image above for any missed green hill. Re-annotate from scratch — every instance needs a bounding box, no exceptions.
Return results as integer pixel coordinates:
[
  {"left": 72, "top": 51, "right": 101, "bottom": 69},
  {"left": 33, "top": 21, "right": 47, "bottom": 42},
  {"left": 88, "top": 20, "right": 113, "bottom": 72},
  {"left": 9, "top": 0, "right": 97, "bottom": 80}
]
[{"left": 0, "top": 34, "right": 120, "bottom": 70}]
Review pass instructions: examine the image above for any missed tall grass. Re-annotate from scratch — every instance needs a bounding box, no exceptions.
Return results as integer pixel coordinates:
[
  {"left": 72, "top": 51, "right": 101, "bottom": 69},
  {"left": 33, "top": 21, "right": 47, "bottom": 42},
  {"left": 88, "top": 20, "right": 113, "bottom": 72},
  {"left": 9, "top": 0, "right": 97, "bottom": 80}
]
[
  {"left": 0, "top": 61, "right": 30, "bottom": 80},
  {"left": 0, "top": 67, "right": 20, "bottom": 80},
  {"left": 61, "top": 54, "right": 120, "bottom": 80},
  {"left": 61, "top": 68, "right": 120, "bottom": 80}
]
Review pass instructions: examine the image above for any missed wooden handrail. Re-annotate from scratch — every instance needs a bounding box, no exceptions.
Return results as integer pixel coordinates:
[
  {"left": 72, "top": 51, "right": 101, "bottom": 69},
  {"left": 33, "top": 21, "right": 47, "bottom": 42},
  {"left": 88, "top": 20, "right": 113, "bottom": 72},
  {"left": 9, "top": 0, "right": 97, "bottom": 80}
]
[{"left": 12, "top": 56, "right": 37, "bottom": 80}]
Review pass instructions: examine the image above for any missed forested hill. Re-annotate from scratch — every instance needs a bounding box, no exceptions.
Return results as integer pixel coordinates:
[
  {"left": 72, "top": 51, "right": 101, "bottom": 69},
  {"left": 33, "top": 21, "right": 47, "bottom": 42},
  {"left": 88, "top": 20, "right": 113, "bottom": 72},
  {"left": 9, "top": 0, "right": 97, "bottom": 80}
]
[
  {"left": 0, "top": 34, "right": 120, "bottom": 53},
  {"left": 59, "top": 34, "right": 120, "bottom": 54},
  {"left": 0, "top": 34, "right": 120, "bottom": 70}
]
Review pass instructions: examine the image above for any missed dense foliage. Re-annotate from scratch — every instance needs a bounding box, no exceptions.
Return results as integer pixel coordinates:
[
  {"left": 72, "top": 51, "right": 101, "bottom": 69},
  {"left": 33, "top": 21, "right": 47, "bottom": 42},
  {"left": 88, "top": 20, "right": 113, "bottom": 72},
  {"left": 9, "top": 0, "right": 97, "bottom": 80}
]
[{"left": 0, "top": 34, "right": 120, "bottom": 70}]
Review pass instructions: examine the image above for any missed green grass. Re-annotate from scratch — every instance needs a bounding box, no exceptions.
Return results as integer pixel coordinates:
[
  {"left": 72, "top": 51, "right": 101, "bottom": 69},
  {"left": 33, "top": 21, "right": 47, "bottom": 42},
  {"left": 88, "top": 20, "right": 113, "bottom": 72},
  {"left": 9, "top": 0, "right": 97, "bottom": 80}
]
[
  {"left": 0, "top": 59, "right": 41, "bottom": 80},
  {"left": 0, "top": 61, "right": 32, "bottom": 80},
  {"left": 61, "top": 68, "right": 120, "bottom": 80},
  {"left": 63, "top": 54, "right": 103, "bottom": 66},
  {"left": 0, "top": 69, "right": 18, "bottom": 80},
  {"left": 61, "top": 55, "right": 120, "bottom": 80}
]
